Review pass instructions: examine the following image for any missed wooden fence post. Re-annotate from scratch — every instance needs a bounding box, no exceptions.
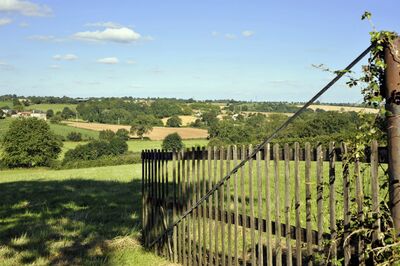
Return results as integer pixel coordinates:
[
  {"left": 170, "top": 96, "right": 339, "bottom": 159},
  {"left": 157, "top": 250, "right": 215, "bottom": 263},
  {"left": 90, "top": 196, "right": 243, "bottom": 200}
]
[{"left": 384, "top": 37, "right": 400, "bottom": 232}]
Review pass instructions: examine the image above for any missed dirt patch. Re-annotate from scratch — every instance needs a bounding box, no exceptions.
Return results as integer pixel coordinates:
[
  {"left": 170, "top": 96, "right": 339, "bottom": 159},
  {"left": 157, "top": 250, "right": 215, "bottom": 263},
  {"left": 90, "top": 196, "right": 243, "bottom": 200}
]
[{"left": 65, "top": 121, "right": 208, "bottom": 140}]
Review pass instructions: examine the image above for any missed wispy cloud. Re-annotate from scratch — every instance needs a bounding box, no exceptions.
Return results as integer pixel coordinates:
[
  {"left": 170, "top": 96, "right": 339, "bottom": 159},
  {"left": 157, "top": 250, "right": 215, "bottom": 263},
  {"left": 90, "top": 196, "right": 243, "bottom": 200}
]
[
  {"left": 0, "top": 61, "right": 13, "bottom": 70},
  {"left": 0, "top": 18, "right": 12, "bottom": 26},
  {"left": 28, "top": 35, "right": 64, "bottom": 42},
  {"left": 85, "top": 21, "right": 123, "bottom": 29},
  {"left": 49, "top": 64, "right": 60, "bottom": 69},
  {"left": 224, "top": 33, "right": 237, "bottom": 40},
  {"left": 126, "top": 60, "right": 135, "bottom": 64},
  {"left": 73, "top": 27, "right": 141, "bottom": 43},
  {"left": 97, "top": 57, "right": 119, "bottom": 64},
  {"left": 19, "top": 21, "right": 29, "bottom": 27},
  {"left": 0, "top": 0, "right": 52, "bottom": 17},
  {"left": 242, "top": 30, "right": 254, "bottom": 37},
  {"left": 53, "top": 54, "right": 78, "bottom": 61}
]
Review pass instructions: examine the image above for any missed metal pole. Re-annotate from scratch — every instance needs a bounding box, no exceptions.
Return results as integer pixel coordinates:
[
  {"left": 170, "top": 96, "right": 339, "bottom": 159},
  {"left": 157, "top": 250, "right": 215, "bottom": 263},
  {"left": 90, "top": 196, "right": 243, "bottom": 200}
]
[{"left": 384, "top": 37, "right": 400, "bottom": 232}]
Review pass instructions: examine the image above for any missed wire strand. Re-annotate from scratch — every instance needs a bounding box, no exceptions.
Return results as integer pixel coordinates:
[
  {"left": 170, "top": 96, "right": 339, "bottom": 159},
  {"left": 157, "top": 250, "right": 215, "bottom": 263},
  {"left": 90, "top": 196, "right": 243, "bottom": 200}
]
[{"left": 148, "top": 44, "right": 373, "bottom": 248}]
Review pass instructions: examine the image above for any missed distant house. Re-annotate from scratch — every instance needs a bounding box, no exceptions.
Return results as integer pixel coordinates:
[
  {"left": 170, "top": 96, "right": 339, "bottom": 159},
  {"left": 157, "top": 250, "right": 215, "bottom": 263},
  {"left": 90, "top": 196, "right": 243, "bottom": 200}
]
[{"left": 11, "top": 110, "right": 47, "bottom": 120}]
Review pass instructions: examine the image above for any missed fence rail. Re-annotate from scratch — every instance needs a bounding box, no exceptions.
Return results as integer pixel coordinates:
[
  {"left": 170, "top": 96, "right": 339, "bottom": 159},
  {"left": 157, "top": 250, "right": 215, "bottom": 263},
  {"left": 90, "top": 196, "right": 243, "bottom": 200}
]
[{"left": 142, "top": 141, "right": 386, "bottom": 265}]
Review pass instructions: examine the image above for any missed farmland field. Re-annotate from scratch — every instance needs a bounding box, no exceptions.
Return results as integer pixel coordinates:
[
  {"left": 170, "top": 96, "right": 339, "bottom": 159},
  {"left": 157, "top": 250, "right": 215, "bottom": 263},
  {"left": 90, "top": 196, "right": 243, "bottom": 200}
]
[
  {"left": 0, "top": 165, "right": 174, "bottom": 266},
  {"left": 161, "top": 115, "right": 198, "bottom": 126},
  {"left": 299, "top": 104, "right": 379, "bottom": 114},
  {"left": 65, "top": 121, "right": 208, "bottom": 140}
]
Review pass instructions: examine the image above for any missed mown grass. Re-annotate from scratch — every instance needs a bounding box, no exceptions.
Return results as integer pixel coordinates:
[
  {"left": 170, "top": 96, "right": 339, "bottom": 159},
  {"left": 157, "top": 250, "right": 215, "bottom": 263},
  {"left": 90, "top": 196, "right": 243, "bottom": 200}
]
[
  {"left": 50, "top": 123, "right": 99, "bottom": 141},
  {"left": 28, "top": 104, "right": 77, "bottom": 113},
  {"left": 0, "top": 165, "right": 175, "bottom": 266}
]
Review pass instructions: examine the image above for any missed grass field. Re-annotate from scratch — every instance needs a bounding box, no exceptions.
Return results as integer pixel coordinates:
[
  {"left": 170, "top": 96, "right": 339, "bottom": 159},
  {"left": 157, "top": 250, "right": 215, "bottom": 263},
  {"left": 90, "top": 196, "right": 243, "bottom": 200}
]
[
  {"left": 0, "top": 165, "right": 175, "bottom": 266},
  {"left": 0, "top": 101, "right": 13, "bottom": 108},
  {"left": 299, "top": 104, "right": 379, "bottom": 114},
  {"left": 28, "top": 104, "right": 77, "bottom": 113}
]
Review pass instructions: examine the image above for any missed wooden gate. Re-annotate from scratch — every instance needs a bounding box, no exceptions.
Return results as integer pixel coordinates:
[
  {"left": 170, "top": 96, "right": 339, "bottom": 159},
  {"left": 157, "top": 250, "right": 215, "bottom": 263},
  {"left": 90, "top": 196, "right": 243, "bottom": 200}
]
[{"left": 142, "top": 141, "right": 387, "bottom": 265}]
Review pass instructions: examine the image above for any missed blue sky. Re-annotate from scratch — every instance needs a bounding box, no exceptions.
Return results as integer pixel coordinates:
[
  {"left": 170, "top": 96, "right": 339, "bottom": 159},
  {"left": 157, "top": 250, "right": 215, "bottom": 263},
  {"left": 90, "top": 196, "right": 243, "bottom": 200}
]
[{"left": 0, "top": 0, "right": 398, "bottom": 102}]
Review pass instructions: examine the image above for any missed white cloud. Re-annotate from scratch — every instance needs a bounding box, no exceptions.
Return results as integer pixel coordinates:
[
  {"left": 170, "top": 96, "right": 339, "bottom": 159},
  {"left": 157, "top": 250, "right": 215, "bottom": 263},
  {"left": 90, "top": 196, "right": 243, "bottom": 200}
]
[
  {"left": 224, "top": 33, "right": 237, "bottom": 40},
  {"left": 28, "top": 35, "right": 65, "bottom": 42},
  {"left": 73, "top": 27, "right": 141, "bottom": 43},
  {"left": 85, "top": 21, "right": 122, "bottom": 29},
  {"left": 242, "top": 30, "right": 254, "bottom": 37},
  {"left": 53, "top": 54, "right": 78, "bottom": 61},
  {"left": 97, "top": 57, "right": 119, "bottom": 64},
  {"left": 0, "top": 61, "right": 13, "bottom": 70},
  {"left": 0, "top": 17, "right": 12, "bottom": 26},
  {"left": 0, "top": 0, "right": 52, "bottom": 17}
]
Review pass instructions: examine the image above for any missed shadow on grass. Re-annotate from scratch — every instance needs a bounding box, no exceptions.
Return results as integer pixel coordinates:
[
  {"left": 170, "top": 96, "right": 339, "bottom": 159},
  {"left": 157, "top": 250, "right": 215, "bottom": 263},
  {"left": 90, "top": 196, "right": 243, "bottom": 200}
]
[{"left": 0, "top": 178, "right": 142, "bottom": 265}]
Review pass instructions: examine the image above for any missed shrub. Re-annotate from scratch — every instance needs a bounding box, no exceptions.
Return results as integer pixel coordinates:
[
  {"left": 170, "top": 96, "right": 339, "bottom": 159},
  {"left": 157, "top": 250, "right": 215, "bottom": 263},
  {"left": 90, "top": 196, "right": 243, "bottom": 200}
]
[
  {"left": 1, "top": 118, "right": 62, "bottom": 167},
  {"left": 162, "top": 133, "right": 184, "bottom": 151},
  {"left": 59, "top": 152, "right": 141, "bottom": 169},
  {"left": 50, "top": 115, "right": 62, "bottom": 124},
  {"left": 166, "top": 116, "right": 182, "bottom": 127},
  {"left": 116, "top": 128, "right": 129, "bottom": 141},
  {"left": 66, "top": 131, "right": 82, "bottom": 141},
  {"left": 109, "top": 137, "right": 128, "bottom": 155},
  {"left": 46, "top": 109, "right": 54, "bottom": 119},
  {"left": 61, "top": 107, "right": 76, "bottom": 119},
  {"left": 99, "top": 129, "right": 115, "bottom": 141}
]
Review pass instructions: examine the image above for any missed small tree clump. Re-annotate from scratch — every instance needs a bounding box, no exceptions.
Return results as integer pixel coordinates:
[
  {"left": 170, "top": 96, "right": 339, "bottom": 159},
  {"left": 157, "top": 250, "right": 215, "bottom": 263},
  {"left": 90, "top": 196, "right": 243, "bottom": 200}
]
[
  {"left": 99, "top": 129, "right": 115, "bottom": 141},
  {"left": 166, "top": 116, "right": 182, "bottom": 127},
  {"left": 67, "top": 131, "right": 82, "bottom": 141},
  {"left": 1, "top": 118, "right": 62, "bottom": 167},
  {"left": 162, "top": 133, "right": 184, "bottom": 151},
  {"left": 116, "top": 128, "right": 130, "bottom": 141}
]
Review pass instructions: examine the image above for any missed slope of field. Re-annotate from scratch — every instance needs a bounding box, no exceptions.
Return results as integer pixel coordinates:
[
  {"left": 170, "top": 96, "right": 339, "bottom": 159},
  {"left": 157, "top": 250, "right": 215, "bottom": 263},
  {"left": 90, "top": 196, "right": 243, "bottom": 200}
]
[
  {"left": 29, "top": 103, "right": 77, "bottom": 113},
  {"left": 299, "top": 104, "right": 379, "bottom": 114},
  {"left": 65, "top": 121, "right": 208, "bottom": 140},
  {"left": 0, "top": 165, "right": 174, "bottom": 266}
]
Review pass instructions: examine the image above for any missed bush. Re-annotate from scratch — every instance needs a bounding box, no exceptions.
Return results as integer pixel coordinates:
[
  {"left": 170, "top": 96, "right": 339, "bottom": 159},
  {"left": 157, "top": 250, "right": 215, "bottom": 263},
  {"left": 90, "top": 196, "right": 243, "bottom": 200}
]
[
  {"left": 116, "top": 128, "right": 129, "bottom": 141},
  {"left": 1, "top": 118, "right": 62, "bottom": 167},
  {"left": 50, "top": 115, "right": 62, "bottom": 124},
  {"left": 99, "top": 129, "right": 115, "bottom": 141},
  {"left": 58, "top": 152, "right": 141, "bottom": 169},
  {"left": 162, "top": 133, "right": 184, "bottom": 151},
  {"left": 66, "top": 131, "right": 82, "bottom": 141},
  {"left": 109, "top": 137, "right": 128, "bottom": 155},
  {"left": 46, "top": 109, "right": 54, "bottom": 119},
  {"left": 166, "top": 116, "right": 182, "bottom": 127}
]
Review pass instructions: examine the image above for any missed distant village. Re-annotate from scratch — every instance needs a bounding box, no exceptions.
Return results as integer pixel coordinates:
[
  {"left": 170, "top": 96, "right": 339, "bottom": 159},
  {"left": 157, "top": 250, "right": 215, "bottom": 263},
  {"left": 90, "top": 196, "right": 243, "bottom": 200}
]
[{"left": 0, "top": 98, "right": 47, "bottom": 120}]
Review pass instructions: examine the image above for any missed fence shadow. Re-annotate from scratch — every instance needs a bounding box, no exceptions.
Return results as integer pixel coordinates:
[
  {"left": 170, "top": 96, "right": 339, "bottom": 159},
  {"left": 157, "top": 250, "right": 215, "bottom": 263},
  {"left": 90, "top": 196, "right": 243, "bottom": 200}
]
[{"left": 0, "top": 178, "right": 142, "bottom": 265}]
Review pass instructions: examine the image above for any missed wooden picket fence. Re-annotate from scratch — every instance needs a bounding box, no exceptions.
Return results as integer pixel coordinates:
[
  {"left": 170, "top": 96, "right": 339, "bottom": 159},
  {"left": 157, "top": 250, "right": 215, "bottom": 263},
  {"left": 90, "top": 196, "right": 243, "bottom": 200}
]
[{"left": 141, "top": 141, "right": 387, "bottom": 265}]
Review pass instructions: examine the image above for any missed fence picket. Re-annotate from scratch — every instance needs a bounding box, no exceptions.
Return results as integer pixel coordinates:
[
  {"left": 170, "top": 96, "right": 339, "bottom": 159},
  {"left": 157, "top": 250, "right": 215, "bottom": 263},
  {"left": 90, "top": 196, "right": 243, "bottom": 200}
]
[
  {"left": 274, "top": 144, "right": 282, "bottom": 266},
  {"left": 294, "top": 143, "right": 302, "bottom": 266},
  {"left": 201, "top": 147, "right": 207, "bottom": 265},
  {"left": 208, "top": 147, "right": 213, "bottom": 265},
  {"left": 233, "top": 145, "right": 239, "bottom": 266},
  {"left": 284, "top": 144, "right": 292, "bottom": 266},
  {"left": 316, "top": 144, "right": 323, "bottom": 256},
  {"left": 240, "top": 145, "right": 247, "bottom": 266},
  {"left": 172, "top": 151, "right": 177, "bottom": 263},
  {"left": 214, "top": 146, "right": 219, "bottom": 265},
  {"left": 191, "top": 147, "right": 196, "bottom": 266},
  {"left": 248, "top": 144, "right": 256, "bottom": 266},
  {"left": 226, "top": 146, "right": 233, "bottom": 266},
  {"left": 219, "top": 147, "right": 226, "bottom": 265},
  {"left": 355, "top": 155, "right": 365, "bottom": 265},
  {"left": 257, "top": 149, "right": 263, "bottom": 266},
  {"left": 371, "top": 141, "right": 380, "bottom": 246},
  {"left": 342, "top": 143, "right": 350, "bottom": 266},
  {"left": 329, "top": 142, "right": 337, "bottom": 263},
  {"left": 305, "top": 142, "right": 312, "bottom": 265},
  {"left": 265, "top": 143, "right": 273, "bottom": 266}
]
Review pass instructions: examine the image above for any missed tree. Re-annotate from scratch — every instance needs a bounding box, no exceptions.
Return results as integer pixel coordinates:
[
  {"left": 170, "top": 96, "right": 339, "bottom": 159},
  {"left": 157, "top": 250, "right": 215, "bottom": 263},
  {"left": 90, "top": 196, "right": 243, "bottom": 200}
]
[
  {"left": 1, "top": 118, "right": 62, "bottom": 167},
  {"left": 162, "top": 133, "right": 184, "bottom": 151},
  {"left": 99, "top": 129, "right": 115, "bottom": 141},
  {"left": 67, "top": 131, "right": 82, "bottom": 141},
  {"left": 116, "top": 128, "right": 130, "bottom": 141},
  {"left": 46, "top": 109, "right": 54, "bottom": 119},
  {"left": 0, "top": 109, "right": 5, "bottom": 119},
  {"left": 50, "top": 115, "right": 62, "bottom": 124},
  {"left": 130, "top": 116, "right": 154, "bottom": 140},
  {"left": 61, "top": 107, "right": 76, "bottom": 119},
  {"left": 166, "top": 116, "right": 182, "bottom": 127}
]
